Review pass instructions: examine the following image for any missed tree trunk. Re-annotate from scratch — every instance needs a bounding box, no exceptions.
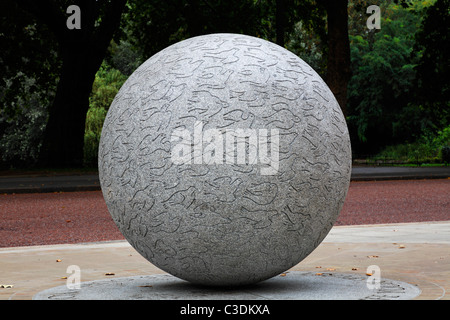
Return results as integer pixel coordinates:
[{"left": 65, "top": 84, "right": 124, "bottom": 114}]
[
  {"left": 39, "top": 47, "right": 95, "bottom": 167},
  {"left": 276, "top": 0, "right": 286, "bottom": 47},
  {"left": 321, "top": 0, "right": 351, "bottom": 117},
  {"left": 21, "top": 0, "right": 128, "bottom": 167}
]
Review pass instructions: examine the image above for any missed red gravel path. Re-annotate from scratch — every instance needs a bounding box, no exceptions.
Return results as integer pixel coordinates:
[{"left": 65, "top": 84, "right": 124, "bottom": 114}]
[
  {"left": 335, "top": 179, "right": 449, "bottom": 226},
  {"left": 0, "top": 179, "right": 449, "bottom": 248}
]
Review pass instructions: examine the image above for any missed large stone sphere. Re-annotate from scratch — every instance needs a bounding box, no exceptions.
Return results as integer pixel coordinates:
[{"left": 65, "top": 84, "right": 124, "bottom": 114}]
[{"left": 98, "top": 33, "right": 351, "bottom": 286}]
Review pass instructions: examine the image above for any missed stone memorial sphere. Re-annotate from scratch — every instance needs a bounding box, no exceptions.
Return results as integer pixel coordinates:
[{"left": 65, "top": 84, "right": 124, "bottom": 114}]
[{"left": 99, "top": 33, "right": 351, "bottom": 286}]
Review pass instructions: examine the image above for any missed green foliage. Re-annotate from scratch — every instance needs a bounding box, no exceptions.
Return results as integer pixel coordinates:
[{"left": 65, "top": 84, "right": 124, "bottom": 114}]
[
  {"left": 88, "top": 62, "right": 128, "bottom": 111},
  {"left": 83, "top": 63, "right": 127, "bottom": 166},
  {"left": 83, "top": 107, "right": 107, "bottom": 167},
  {"left": 286, "top": 20, "right": 327, "bottom": 77},
  {"left": 0, "top": 74, "right": 50, "bottom": 166},
  {"left": 0, "top": 1, "right": 60, "bottom": 167},
  {"left": 106, "top": 39, "right": 143, "bottom": 76}
]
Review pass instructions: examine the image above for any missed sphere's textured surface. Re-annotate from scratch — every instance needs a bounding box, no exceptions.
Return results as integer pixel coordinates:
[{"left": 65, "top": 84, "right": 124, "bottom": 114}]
[{"left": 99, "top": 33, "right": 351, "bottom": 286}]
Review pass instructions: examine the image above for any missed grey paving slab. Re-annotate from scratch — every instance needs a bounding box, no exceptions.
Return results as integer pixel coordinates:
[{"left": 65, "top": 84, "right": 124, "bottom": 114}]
[{"left": 324, "top": 221, "right": 450, "bottom": 244}]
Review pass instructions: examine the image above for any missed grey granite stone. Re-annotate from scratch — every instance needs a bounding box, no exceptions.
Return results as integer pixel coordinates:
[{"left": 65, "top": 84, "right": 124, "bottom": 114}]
[
  {"left": 98, "top": 33, "right": 351, "bottom": 286},
  {"left": 33, "top": 272, "right": 421, "bottom": 300}
]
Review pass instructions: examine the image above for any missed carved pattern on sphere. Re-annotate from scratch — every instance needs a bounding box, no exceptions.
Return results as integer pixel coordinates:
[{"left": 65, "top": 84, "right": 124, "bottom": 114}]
[{"left": 98, "top": 33, "right": 352, "bottom": 286}]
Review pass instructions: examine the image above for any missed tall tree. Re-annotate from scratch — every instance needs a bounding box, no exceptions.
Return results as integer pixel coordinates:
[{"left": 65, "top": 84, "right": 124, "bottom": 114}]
[
  {"left": 18, "top": 0, "right": 127, "bottom": 167},
  {"left": 346, "top": 0, "right": 435, "bottom": 154},
  {"left": 318, "top": 0, "right": 351, "bottom": 117},
  {"left": 414, "top": 0, "right": 450, "bottom": 131}
]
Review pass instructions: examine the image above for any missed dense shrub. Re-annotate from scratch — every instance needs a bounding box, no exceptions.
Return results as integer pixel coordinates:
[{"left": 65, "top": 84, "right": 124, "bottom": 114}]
[{"left": 83, "top": 63, "right": 127, "bottom": 166}]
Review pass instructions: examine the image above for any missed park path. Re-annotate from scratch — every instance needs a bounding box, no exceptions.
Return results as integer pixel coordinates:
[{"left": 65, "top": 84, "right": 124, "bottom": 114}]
[{"left": 0, "top": 179, "right": 449, "bottom": 248}]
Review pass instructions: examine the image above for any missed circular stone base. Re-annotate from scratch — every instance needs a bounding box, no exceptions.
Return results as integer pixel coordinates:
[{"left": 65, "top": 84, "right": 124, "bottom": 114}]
[{"left": 33, "top": 271, "right": 420, "bottom": 300}]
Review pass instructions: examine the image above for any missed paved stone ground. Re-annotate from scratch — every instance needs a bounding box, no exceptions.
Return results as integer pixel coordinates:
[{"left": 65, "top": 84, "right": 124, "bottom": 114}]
[
  {"left": 1, "top": 222, "right": 448, "bottom": 300},
  {"left": 0, "top": 168, "right": 448, "bottom": 301}
]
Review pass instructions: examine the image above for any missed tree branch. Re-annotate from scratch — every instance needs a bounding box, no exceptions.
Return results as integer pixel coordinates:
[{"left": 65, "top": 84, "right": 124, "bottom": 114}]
[{"left": 89, "top": 0, "right": 127, "bottom": 72}]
